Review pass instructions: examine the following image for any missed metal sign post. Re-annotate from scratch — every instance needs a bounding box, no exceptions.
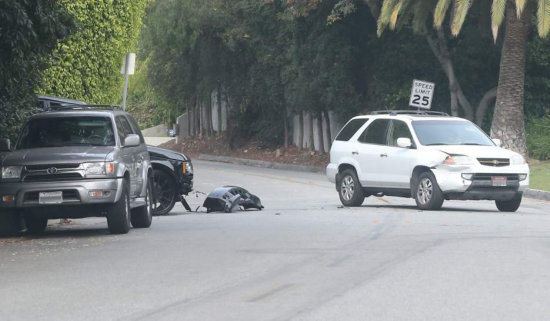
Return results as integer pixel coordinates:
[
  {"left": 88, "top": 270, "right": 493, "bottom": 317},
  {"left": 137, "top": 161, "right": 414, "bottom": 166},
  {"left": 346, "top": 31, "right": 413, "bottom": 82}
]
[{"left": 121, "top": 53, "right": 136, "bottom": 110}]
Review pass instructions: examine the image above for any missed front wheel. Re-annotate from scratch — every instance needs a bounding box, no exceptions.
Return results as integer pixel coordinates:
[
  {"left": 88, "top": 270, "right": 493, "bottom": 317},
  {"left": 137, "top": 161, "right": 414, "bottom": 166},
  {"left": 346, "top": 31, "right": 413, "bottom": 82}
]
[
  {"left": 338, "top": 169, "right": 365, "bottom": 207},
  {"left": 131, "top": 178, "right": 153, "bottom": 228},
  {"left": 152, "top": 169, "right": 177, "bottom": 216},
  {"left": 24, "top": 215, "right": 48, "bottom": 234},
  {"left": 107, "top": 180, "right": 131, "bottom": 234},
  {"left": 496, "top": 193, "right": 522, "bottom": 212},
  {"left": 413, "top": 171, "right": 444, "bottom": 210},
  {"left": 0, "top": 209, "right": 21, "bottom": 237}
]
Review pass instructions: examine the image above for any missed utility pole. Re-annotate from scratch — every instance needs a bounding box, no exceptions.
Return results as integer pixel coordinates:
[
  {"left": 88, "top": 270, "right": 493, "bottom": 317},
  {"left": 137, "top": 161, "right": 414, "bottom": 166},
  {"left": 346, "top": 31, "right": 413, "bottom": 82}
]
[{"left": 121, "top": 53, "right": 136, "bottom": 110}]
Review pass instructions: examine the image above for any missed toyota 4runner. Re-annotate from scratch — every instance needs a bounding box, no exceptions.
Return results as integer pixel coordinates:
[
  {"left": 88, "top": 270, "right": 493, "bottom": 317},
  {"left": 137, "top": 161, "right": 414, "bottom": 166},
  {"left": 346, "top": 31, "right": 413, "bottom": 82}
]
[
  {"left": 0, "top": 105, "right": 153, "bottom": 236},
  {"left": 326, "top": 111, "right": 530, "bottom": 212}
]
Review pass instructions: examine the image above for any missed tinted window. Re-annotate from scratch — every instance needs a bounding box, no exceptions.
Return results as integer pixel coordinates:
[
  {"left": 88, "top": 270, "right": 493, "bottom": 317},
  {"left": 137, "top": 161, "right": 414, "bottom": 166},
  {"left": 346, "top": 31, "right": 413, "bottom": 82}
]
[
  {"left": 126, "top": 115, "right": 145, "bottom": 144},
  {"left": 335, "top": 118, "right": 368, "bottom": 141},
  {"left": 388, "top": 120, "right": 413, "bottom": 147},
  {"left": 115, "top": 116, "right": 134, "bottom": 141},
  {"left": 16, "top": 117, "right": 115, "bottom": 149},
  {"left": 359, "top": 119, "right": 390, "bottom": 145},
  {"left": 412, "top": 120, "right": 494, "bottom": 146}
]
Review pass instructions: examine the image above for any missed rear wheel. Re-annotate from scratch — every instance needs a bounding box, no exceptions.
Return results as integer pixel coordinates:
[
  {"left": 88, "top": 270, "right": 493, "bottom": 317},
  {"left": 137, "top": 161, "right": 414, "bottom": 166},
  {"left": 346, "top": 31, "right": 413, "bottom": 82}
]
[
  {"left": 0, "top": 209, "right": 21, "bottom": 237},
  {"left": 413, "top": 171, "right": 444, "bottom": 210},
  {"left": 131, "top": 178, "right": 153, "bottom": 228},
  {"left": 24, "top": 215, "right": 48, "bottom": 234},
  {"left": 152, "top": 169, "right": 177, "bottom": 215},
  {"left": 338, "top": 169, "right": 365, "bottom": 207},
  {"left": 496, "top": 193, "right": 522, "bottom": 212},
  {"left": 107, "top": 180, "right": 131, "bottom": 234}
]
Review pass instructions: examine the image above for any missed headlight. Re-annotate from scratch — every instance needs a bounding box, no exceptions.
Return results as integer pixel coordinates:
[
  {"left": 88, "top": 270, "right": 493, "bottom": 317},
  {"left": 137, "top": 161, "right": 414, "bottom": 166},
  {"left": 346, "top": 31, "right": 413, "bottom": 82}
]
[
  {"left": 83, "top": 162, "right": 115, "bottom": 176},
  {"left": 443, "top": 155, "right": 474, "bottom": 166},
  {"left": 183, "top": 162, "right": 193, "bottom": 174},
  {"left": 1, "top": 166, "right": 23, "bottom": 180},
  {"left": 510, "top": 154, "right": 526, "bottom": 165}
]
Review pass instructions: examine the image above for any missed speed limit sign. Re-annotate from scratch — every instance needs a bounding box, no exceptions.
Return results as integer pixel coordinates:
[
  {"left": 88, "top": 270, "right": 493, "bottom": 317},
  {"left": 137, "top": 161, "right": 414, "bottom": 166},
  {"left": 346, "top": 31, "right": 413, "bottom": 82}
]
[{"left": 409, "top": 79, "right": 435, "bottom": 109}]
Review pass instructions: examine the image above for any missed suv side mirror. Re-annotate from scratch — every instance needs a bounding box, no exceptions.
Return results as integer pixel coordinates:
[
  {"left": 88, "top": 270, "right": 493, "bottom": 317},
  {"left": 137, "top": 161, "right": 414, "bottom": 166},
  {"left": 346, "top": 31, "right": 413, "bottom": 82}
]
[
  {"left": 0, "top": 138, "right": 11, "bottom": 152},
  {"left": 492, "top": 138, "right": 502, "bottom": 147},
  {"left": 123, "top": 134, "right": 140, "bottom": 147},
  {"left": 397, "top": 137, "right": 412, "bottom": 148}
]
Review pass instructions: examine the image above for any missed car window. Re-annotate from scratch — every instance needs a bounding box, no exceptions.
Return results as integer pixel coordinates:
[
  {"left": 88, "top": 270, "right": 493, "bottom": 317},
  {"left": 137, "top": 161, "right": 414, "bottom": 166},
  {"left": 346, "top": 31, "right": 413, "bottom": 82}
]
[
  {"left": 126, "top": 115, "right": 145, "bottom": 144},
  {"left": 358, "top": 119, "right": 390, "bottom": 145},
  {"left": 16, "top": 117, "right": 115, "bottom": 149},
  {"left": 412, "top": 120, "right": 494, "bottom": 146},
  {"left": 335, "top": 118, "right": 368, "bottom": 141},
  {"left": 388, "top": 120, "right": 413, "bottom": 147},
  {"left": 115, "top": 116, "right": 134, "bottom": 141}
]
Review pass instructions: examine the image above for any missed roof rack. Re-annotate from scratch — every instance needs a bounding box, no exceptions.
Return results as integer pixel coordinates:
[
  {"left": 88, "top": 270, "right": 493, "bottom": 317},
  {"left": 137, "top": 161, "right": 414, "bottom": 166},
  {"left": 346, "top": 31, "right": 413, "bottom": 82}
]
[
  {"left": 371, "top": 110, "right": 450, "bottom": 116},
  {"left": 47, "top": 104, "right": 122, "bottom": 111}
]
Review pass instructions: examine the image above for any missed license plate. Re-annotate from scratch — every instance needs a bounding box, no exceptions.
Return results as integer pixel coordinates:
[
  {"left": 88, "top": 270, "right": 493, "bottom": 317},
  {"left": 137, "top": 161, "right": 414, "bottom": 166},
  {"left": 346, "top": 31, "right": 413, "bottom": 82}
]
[
  {"left": 491, "top": 177, "right": 507, "bottom": 187},
  {"left": 39, "top": 191, "right": 63, "bottom": 205}
]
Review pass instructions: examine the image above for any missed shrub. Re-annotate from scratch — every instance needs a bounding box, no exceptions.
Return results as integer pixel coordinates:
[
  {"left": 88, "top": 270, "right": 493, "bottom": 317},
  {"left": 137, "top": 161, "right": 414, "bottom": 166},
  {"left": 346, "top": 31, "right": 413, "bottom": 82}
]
[{"left": 526, "top": 116, "right": 550, "bottom": 160}]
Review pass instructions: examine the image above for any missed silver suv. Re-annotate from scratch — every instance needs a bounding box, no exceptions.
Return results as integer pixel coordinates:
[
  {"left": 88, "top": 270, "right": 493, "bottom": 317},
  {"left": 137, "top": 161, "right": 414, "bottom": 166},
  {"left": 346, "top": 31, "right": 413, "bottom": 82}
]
[{"left": 0, "top": 106, "right": 153, "bottom": 235}]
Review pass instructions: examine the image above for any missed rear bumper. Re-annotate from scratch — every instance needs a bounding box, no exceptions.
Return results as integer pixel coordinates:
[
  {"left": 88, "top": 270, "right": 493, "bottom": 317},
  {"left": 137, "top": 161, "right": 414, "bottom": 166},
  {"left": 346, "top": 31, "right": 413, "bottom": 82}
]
[
  {"left": 0, "top": 178, "right": 124, "bottom": 208},
  {"left": 326, "top": 163, "right": 338, "bottom": 184}
]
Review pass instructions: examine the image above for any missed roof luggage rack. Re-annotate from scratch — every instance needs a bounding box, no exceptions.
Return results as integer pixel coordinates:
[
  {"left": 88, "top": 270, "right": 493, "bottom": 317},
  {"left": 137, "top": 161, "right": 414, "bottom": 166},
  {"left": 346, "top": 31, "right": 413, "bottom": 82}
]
[
  {"left": 47, "top": 104, "right": 122, "bottom": 111},
  {"left": 371, "top": 110, "right": 450, "bottom": 116}
]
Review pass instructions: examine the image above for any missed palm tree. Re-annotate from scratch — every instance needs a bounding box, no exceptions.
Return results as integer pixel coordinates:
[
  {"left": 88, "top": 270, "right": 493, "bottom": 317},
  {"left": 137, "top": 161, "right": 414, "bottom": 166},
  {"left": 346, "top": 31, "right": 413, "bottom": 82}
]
[{"left": 378, "top": 0, "right": 550, "bottom": 156}]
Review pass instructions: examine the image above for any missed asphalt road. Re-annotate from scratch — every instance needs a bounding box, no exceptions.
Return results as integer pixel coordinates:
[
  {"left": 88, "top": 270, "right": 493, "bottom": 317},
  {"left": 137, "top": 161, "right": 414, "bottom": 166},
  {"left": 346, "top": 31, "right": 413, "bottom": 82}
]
[{"left": 1, "top": 160, "right": 550, "bottom": 321}]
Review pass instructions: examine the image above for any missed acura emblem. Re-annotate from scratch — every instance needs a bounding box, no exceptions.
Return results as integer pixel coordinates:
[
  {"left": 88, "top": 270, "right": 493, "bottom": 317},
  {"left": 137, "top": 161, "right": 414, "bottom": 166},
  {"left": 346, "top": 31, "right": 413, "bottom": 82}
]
[
  {"left": 47, "top": 167, "right": 58, "bottom": 174},
  {"left": 492, "top": 160, "right": 500, "bottom": 165}
]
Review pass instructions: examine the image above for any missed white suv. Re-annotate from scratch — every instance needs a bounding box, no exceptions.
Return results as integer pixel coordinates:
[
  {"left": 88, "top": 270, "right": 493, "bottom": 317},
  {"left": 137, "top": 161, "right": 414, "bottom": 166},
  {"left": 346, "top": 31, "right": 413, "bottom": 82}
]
[{"left": 326, "top": 111, "right": 530, "bottom": 212}]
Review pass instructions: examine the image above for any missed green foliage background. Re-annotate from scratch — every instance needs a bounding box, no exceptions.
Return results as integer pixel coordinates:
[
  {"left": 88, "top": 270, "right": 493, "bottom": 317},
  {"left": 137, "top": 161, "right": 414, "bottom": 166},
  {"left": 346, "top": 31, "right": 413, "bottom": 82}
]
[
  {"left": 0, "top": 0, "right": 73, "bottom": 139},
  {"left": 39, "top": 0, "right": 149, "bottom": 104}
]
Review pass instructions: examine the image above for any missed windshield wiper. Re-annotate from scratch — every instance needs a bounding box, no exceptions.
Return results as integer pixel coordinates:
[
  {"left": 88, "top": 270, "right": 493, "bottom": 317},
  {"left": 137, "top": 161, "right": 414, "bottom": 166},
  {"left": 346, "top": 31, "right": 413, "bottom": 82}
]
[
  {"left": 424, "top": 143, "right": 447, "bottom": 146},
  {"left": 460, "top": 143, "right": 486, "bottom": 146}
]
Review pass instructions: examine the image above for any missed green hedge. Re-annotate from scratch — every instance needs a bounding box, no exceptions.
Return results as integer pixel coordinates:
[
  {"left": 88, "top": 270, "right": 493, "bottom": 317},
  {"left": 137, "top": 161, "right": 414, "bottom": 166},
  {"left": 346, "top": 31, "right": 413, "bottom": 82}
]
[{"left": 39, "top": 0, "right": 149, "bottom": 104}]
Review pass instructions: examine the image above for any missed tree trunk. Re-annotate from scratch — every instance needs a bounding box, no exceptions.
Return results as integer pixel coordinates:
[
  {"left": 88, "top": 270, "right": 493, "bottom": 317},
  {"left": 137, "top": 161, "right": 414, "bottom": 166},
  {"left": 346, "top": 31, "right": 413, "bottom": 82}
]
[
  {"left": 425, "top": 29, "right": 474, "bottom": 120},
  {"left": 475, "top": 87, "right": 498, "bottom": 126},
  {"left": 308, "top": 111, "right": 314, "bottom": 151},
  {"left": 217, "top": 85, "right": 222, "bottom": 135},
  {"left": 187, "top": 104, "right": 191, "bottom": 137},
  {"left": 317, "top": 111, "right": 325, "bottom": 154},
  {"left": 208, "top": 96, "right": 215, "bottom": 137},
  {"left": 490, "top": 5, "right": 529, "bottom": 156},
  {"left": 324, "top": 110, "right": 332, "bottom": 149},
  {"left": 283, "top": 107, "right": 289, "bottom": 148},
  {"left": 297, "top": 112, "right": 304, "bottom": 151}
]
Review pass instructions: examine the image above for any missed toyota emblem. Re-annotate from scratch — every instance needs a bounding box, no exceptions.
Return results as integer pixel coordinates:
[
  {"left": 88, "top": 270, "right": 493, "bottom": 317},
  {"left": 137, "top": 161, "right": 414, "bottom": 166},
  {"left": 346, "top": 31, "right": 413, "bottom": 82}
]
[{"left": 47, "top": 167, "right": 58, "bottom": 174}]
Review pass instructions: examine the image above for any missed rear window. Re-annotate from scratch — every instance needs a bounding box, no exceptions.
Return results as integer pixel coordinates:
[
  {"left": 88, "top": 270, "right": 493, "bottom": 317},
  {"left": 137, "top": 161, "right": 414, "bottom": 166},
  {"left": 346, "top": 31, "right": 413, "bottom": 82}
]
[{"left": 335, "top": 118, "right": 368, "bottom": 141}]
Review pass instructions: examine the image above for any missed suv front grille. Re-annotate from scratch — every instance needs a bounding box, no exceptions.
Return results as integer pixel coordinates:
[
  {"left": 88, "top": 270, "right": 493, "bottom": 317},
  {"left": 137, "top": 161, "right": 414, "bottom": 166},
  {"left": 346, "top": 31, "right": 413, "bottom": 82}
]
[
  {"left": 477, "top": 158, "right": 510, "bottom": 167},
  {"left": 24, "top": 173, "right": 83, "bottom": 182},
  {"left": 25, "top": 164, "right": 80, "bottom": 171}
]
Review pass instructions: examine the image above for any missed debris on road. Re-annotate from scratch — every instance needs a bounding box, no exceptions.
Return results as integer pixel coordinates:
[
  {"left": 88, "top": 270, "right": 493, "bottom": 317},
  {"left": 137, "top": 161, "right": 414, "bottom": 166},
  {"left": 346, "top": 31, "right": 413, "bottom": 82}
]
[{"left": 203, "top": 186, "right": 264, "bottom": 213}]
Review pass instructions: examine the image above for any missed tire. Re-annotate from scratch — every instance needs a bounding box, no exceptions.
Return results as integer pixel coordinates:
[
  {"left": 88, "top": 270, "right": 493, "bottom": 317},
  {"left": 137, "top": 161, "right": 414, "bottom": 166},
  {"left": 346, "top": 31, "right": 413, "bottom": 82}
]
[
  {"left": 496, "top": 193, "right": 522, "bottom": 212},
  {"left": 107, "top": 180, "right": 131, "bottom": 234},
  {"left": 151, "top": 169, "right": 177, "bottom": 216},
  {"left": 0, "top": 209, "right": 21, "bottom": 237},
  {"left": 131, "top": 178, "right": 153, "bottom": 228},
  {"left": 24, "top": 215, "right": 48, "bottom": 234},
  {"left": 413, "top": 171, "right": 444, "bottom": 210},
  {"left": 338, "top": 169, "right": 365, "bottom": 207}
]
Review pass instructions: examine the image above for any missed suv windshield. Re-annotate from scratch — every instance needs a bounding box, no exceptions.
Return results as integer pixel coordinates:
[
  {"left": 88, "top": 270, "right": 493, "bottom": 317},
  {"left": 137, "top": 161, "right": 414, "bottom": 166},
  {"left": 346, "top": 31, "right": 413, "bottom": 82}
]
[
  {"left": 16, "top": 116, "right": 115, "bottom": 149},
  {"left": 412, "top": 120, "right": 494, "bottom": 146}
]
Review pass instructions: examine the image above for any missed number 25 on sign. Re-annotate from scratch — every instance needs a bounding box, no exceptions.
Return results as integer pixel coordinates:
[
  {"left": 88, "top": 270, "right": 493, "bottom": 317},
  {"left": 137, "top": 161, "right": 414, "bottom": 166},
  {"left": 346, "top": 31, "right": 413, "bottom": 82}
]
[{"left": 409, "top": 79, "right": 435, "bottom": 110}]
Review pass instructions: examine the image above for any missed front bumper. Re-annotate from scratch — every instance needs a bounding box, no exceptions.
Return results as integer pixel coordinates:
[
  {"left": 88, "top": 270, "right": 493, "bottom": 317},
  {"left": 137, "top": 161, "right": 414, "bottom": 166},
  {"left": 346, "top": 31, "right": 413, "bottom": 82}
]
[
  {"left": 0, "top": 178, "right": 124, "bottom": 208},
  {"left": 433, "top": 163, "right": 529, "bottom": 201}
]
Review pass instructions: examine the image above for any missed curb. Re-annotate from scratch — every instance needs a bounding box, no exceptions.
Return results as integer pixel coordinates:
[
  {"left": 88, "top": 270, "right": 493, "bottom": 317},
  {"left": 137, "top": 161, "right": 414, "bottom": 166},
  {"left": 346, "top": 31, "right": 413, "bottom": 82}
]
[
  {"left": 197, "top": 154, "right": 325, "bottom": 174},
  {"left": 196, "top": 154, "right": 549, "bottom": 202},
  {"left": 524, "top": 188, "right": 550, "bottom": 201}
]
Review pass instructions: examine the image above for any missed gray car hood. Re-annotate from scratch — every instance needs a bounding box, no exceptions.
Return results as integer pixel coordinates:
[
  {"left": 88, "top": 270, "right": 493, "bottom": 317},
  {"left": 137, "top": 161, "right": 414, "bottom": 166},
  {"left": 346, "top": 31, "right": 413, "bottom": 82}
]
[{"left": 1, "top": 146, "right": 115, "bottom": 166}]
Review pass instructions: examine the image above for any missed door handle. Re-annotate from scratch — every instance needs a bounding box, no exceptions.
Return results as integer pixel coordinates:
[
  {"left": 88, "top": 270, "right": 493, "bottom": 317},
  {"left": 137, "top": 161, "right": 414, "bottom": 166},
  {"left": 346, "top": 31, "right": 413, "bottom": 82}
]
[
  {"left": 380, "top": 153, "right": 388, "bottom": 158},
  {"left": 352, "top": 151, "right": 359, "bottom": 155}
]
